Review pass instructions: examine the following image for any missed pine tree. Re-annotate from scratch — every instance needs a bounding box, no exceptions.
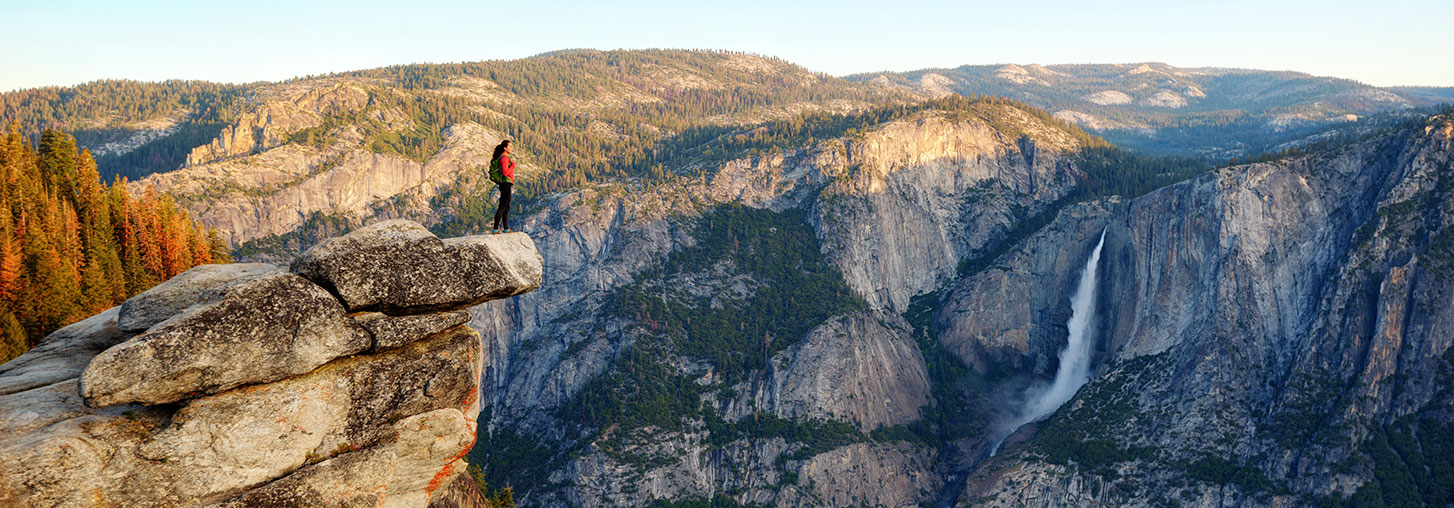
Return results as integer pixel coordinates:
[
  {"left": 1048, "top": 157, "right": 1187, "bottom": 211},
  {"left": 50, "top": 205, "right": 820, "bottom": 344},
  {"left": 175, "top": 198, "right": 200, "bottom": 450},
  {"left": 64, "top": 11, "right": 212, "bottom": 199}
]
[
  {"left": 189, "top": 225, "right": 212, "bottom": 266},
  {"left": 207, "top": 229, "right": 232, "bottom": 263},
  {"left": 137, "top": 186, "right": 165, "bottom": 282},
  {"left": 0, "top": 215, "right": 19, "bottom": 302},
  {"left": 0, "top": 311, "right": 26, "bottom": 364},
  {"left": 79, "top": 241, "right": 114, "bottom": 315},
  {"left": 160, "top": 198, "right": 192, "bottom": 276},
  {"left": 36, "top": 129, "right": 78, "bottom": 194},
  {"left": 74, "top": 150, "right": 105, "bottom": 232},
  {"left": 20, "top": 220, "right": 78, "bottom": 341}
]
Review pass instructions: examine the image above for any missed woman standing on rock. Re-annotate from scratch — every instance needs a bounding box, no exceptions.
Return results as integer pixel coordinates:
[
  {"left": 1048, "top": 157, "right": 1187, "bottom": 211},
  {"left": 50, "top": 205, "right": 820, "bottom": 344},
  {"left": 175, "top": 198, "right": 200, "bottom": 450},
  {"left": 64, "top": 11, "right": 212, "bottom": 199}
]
[{"left": 488, "top": 139, "right": 516, "bottom": 233}]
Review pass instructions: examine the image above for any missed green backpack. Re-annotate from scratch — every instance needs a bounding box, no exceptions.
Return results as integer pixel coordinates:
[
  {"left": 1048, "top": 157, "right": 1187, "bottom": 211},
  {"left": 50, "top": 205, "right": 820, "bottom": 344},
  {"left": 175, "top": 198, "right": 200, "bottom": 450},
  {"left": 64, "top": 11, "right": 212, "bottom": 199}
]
[{"left": 488, "top": 158, "right": 507, "bottom": 184}]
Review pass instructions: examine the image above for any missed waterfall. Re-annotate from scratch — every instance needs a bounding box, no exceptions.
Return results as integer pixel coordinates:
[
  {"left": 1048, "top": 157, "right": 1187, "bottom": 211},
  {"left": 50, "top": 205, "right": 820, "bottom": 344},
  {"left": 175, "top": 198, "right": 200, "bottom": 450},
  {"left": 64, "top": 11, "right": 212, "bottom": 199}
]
[{"left": 991, "top": 227, "right": 1106, "bottom": 456}]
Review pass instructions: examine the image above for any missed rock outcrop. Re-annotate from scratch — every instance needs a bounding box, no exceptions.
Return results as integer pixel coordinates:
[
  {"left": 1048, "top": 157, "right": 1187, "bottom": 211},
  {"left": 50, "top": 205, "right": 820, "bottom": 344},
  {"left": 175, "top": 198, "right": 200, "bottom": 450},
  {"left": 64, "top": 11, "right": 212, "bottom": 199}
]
[
  {"left": 183, "top": 82, "right": 370, "bottom": 167},
  {"left": 82, "top": 271, "right": 373, "bottom": 407},
  {"left": 145, "top": 118, "right": 509, "bottom": 248},
  {"left": 767, "top": 312, "right": 930, "bottom": 431},
  {"left": 115, "top": 263, "right": 280, "bottom": 333},
  {"left": 292, "top": 220, "right": 542, "bottom": 313},
  {"left": 0, "top": 221, "right": 541, "bottom": 507},
  {"left": 777, "top": 442, "right": 940, "bottom": 507}
]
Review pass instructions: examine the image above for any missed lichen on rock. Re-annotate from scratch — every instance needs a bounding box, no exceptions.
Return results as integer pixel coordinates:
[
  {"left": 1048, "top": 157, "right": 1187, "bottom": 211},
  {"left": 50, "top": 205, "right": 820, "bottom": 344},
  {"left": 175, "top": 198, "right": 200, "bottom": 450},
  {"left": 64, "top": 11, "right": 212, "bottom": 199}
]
[
  {"left": 116, "top": 263, "right": 281, "bottom": 333},
  {"left": 291, "top": 219, "right": 543, "bottom": 314},
  {"left": 81, "top": 271, "right": 373, "bottom": 407},
  {"left": 354, "top": 309, "right": 472, "bottom": 351}
]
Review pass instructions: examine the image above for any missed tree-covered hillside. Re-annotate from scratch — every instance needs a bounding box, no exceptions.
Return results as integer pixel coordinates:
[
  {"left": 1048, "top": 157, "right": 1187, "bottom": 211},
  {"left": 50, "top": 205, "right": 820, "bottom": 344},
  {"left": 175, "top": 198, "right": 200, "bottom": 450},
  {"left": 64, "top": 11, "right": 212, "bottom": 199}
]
[
  {"left": 1, "top": 80, "right": 247, "bottom": 181},
  {"left": 0, "top": 127, "right": 229, "bottom": 362}
]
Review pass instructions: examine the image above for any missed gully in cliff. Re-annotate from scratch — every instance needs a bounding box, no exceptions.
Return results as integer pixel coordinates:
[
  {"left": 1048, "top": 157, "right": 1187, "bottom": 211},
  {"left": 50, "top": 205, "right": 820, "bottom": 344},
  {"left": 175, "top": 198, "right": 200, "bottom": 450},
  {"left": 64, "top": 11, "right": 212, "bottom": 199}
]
[{"left": 488, "top": 139, "right": 517, "bottom": 233}]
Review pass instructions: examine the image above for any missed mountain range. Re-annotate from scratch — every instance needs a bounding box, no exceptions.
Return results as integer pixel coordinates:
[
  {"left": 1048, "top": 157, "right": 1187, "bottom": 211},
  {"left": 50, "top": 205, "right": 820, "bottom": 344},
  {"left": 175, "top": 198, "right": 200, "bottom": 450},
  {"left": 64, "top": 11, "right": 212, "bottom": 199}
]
[{"left": 850, "top": 62, "right": 1452, "bottom": 157}]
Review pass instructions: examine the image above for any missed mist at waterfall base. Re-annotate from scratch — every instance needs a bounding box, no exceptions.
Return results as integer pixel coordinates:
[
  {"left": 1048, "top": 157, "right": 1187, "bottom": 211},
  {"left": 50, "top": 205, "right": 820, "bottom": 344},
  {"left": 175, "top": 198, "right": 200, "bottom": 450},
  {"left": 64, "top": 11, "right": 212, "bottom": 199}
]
[{"left": 989, "top": 228, "right": 1106, "bottom": 457}]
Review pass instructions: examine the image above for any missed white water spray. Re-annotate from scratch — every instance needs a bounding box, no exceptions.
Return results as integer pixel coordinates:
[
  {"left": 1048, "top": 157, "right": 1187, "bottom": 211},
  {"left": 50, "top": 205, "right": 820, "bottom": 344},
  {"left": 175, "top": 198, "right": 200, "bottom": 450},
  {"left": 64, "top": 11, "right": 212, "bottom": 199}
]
[{"left": 990, "top": 228, "right": 1106, "bottom": 456}]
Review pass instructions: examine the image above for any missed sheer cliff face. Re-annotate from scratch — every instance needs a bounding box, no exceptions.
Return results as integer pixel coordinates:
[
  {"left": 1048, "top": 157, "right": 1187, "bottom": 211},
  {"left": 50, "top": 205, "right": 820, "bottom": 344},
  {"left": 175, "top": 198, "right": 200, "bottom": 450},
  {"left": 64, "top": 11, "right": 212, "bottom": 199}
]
[
  {"left": 0, "top": 221, "right": 542, "bottom": 508},
  {"left": 936, "top": 199, "right": 1117, "bottom": 375},
  {"left": 818, "top": 112, "right": 1084, "bottom": 312},
  {"left": 958, "top": 117, "right": 1454, "bottom": 506},
  {"left": 458, "top": 107, "right": 1090, "bottom": 506}
]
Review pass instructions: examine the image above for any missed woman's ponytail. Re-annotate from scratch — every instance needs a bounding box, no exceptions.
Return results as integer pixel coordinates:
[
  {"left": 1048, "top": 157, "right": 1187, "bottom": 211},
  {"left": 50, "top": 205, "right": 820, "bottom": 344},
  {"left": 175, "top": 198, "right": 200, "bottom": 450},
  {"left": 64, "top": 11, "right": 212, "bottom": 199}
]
[{"left": 491, "top": 140, "right": 511, "bottom": 163}]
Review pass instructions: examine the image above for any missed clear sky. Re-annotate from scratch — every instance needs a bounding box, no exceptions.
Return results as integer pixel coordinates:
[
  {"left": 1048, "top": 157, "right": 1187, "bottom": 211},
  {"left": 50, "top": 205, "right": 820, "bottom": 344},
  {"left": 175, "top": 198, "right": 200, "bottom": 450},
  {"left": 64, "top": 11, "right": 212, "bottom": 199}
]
[{"left": 2, "top": 0, "right": 1451, "bottom": 92}]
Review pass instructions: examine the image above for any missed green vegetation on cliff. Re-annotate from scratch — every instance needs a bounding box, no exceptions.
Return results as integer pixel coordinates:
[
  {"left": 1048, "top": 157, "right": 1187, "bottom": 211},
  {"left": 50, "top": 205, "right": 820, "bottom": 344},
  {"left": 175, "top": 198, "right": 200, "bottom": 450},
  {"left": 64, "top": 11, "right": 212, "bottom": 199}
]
[
  {"left": 476, "top": 205, "right": 877, "bottom": 498},
  {"left": 1340, "top": 346, "right": 1454, "bottom": 507},
  {"left": 605, "top": 204, "right": 864, "bottom": 381},
  {"left": 567, "top": 204, "right": 863, "bottom": 432}
]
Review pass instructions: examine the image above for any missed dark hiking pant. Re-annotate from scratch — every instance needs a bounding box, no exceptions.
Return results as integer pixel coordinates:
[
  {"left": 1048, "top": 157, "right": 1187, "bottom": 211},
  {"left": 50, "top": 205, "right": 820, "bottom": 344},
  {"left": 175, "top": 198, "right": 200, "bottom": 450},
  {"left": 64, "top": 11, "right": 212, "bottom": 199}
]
[{"left": 493, "top": 182, "right": 512, "bottom": 231}]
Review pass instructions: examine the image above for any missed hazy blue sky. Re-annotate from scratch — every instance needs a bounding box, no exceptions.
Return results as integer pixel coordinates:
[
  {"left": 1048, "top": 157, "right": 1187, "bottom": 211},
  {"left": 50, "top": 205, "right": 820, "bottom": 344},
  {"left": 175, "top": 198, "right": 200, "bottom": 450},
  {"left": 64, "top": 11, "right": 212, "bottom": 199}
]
[{"left": 3, "top": 0, "right": 1451, "bottom": 92}]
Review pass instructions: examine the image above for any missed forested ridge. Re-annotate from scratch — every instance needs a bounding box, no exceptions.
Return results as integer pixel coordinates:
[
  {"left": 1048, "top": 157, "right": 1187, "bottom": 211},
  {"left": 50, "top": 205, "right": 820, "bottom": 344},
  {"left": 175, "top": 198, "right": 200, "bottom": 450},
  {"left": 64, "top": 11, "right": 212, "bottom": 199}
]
[
  {"left": 0, "top": 80, "right": 246, "bottom": 181},
  {"left": 0, "top": 80, "right": 242, "bottom": 129},
  {"left": 1, "top": 50, "right": 902, "bottom": 189},
  {"left": 322, "top": 50, "right": 908, "bottom": 193},
  {"left": 5, "top": 52, "right": 1443, "bottom": 192},
  {"left": 0, "top": 126, "right": 230, "bottom": 363}
]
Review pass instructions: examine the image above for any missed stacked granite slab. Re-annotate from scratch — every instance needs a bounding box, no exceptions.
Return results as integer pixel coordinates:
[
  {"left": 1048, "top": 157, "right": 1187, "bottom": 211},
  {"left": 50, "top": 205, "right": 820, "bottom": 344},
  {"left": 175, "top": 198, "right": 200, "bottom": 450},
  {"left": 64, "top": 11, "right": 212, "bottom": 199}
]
[{"left": 0, "top": 220, "right": 541, "bottom": 508}]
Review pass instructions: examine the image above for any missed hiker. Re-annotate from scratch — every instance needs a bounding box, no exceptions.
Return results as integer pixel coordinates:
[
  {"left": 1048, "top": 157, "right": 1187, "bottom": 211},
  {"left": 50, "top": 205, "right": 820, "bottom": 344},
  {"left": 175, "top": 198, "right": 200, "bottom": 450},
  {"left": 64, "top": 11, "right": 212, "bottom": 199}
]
[{"left": 488, "top": 139, "right": 516, "bottom": 233}]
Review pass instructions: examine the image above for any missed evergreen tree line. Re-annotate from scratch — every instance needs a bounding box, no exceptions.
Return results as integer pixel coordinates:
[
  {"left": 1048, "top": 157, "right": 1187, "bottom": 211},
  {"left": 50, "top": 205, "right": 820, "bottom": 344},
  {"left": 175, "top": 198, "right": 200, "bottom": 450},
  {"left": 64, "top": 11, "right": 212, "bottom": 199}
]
[
  {"left": 0, "top": 126, "right": 231, "bottom": 363},
  {"left": 1, "top": 79, "right": 246, "bottom": 182},
  {"left": 0, "top": 79, "right": 242, "bottom": 130}
]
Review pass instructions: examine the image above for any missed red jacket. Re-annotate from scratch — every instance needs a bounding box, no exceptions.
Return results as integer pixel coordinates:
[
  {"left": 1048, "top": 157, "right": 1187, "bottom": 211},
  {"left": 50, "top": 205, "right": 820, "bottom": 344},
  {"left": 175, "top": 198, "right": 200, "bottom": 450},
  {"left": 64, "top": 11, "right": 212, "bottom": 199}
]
[{"left": 499, "top": 154, "right": 516, "bottom": 181}]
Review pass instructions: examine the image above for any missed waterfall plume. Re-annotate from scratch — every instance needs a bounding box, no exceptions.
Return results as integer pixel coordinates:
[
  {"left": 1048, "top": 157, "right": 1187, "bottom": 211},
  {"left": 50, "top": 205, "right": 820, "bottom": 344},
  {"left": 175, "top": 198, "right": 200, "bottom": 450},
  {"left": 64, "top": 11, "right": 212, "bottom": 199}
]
[{"left": 991, "top": 227, "right": 1106, "bottom": 456}]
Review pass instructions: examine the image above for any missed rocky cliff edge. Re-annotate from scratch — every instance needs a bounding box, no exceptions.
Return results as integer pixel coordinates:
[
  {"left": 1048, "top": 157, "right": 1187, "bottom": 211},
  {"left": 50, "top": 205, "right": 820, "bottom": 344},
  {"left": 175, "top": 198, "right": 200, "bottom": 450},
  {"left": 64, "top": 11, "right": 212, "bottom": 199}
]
[{"left": 0, "top": 220, "right": 542, "bottom": 508}]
